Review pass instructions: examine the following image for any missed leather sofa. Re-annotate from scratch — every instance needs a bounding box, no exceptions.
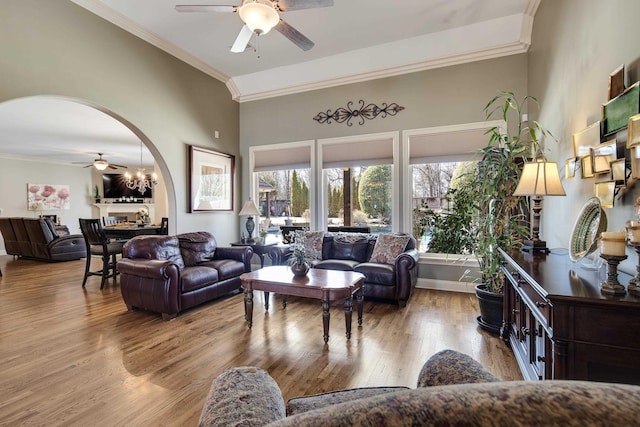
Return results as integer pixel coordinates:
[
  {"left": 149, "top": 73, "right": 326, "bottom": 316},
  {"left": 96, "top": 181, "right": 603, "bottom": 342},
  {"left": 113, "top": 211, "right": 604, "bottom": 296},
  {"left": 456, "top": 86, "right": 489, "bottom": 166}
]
[
  {"left": 0, "top": 217, "right": 86, "bottom": 261},
  {"left": 117, "top": 232, "right": 253, "bottom": 320},
  {"left": 198, "top": 349, "right": 640, "bottom": 426},
  {"left": 277, "top": 232, "right": 419, "bottom": 306}
]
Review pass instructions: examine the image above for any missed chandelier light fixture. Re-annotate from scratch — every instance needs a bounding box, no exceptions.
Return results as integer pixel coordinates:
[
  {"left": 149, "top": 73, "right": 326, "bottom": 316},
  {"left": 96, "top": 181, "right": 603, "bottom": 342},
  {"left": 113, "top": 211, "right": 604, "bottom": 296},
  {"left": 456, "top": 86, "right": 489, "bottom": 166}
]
[
  {"left": 238, "top": 0, "right": 279, "bottom": 35},
  {"left": 125, "top": 141, "right": 158, "bottom": 195}
]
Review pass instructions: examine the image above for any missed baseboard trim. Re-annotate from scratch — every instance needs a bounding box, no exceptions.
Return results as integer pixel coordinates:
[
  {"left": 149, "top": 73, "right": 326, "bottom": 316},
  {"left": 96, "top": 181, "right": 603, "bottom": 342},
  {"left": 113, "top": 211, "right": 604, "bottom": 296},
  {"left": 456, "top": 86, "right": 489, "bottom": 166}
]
[{"left": 416, "top": 278, "right": 476, "bottom": 294}]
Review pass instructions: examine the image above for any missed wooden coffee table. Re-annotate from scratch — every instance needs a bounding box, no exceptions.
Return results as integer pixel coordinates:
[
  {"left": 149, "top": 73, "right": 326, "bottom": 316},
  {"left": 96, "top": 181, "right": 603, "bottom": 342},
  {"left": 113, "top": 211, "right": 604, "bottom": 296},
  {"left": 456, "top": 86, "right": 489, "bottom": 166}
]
[{"left": 240, "top": 266, "right": 365, "bottom": 343}]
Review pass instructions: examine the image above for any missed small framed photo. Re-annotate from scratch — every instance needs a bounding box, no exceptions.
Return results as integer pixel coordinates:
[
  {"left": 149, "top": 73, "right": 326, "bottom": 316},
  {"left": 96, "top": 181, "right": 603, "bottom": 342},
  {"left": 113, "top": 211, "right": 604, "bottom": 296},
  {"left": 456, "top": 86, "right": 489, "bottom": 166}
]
[
  {"left": 580, "top": 155, "right": 594, "bottom": 179},
  {"left": 565, "top": 158, "right": 577, "bottom": 179},
  {"left": 610, "top": 159, "right": 626, "bottom": 184},
  {"left": 594, "top": 181, "right": 616, "bottom": 209},
  {"left": 590, "top": 138, "right": 617, "bottom": 174},
  {"left": 608, "top": 64, "right": 625, "bottom": 100},
  {"left": 627, "top": 114, "right": 640, "bottom": 148},
  {"left": 188, "top": 145, "right": 235, "bottom": 212},
  {"left": 573, "top": 121, "right": 601, "bottom": 158}
]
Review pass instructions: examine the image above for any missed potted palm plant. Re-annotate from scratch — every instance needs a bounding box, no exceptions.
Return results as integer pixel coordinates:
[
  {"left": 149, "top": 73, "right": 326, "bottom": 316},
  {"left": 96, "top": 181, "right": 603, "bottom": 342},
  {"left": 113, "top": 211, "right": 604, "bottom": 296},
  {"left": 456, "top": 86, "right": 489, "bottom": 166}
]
[{"left": 470, "top": 91, "right": 552, "bottom": 335}]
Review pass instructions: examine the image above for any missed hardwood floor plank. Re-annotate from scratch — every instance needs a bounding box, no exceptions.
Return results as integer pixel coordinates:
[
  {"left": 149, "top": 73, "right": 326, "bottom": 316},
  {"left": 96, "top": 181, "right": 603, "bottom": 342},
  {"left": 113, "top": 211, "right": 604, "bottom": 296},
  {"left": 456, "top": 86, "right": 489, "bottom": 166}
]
[{"left": 0, "top": 255, "right": 520, "bottom": 426}]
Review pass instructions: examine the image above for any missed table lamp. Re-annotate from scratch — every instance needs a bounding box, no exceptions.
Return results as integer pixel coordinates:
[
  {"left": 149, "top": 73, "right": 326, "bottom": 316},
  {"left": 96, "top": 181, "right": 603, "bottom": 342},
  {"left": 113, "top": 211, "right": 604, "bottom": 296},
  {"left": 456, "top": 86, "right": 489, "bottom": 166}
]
[
  {"left": 513, "top": 160, "right": 566, "bottom": 253},
  {"left": 239, "top": 198, "right": 261, "bottom": 243}
]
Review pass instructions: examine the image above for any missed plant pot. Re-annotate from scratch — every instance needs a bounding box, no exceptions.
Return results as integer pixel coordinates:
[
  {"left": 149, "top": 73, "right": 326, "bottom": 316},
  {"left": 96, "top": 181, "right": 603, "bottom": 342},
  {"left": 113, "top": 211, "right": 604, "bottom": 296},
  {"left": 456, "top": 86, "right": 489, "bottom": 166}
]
[
  {"left": 290, "top": 263, "right": 309, "bottom": 277},
  {"left": 474, "top": 283, "right": 503, "bottom": 335}
]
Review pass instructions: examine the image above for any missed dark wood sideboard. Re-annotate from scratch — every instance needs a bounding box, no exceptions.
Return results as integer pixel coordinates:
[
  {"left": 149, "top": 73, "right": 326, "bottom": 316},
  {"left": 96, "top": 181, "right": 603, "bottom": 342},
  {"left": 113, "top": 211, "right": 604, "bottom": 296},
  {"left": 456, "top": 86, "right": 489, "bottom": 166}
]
[{"left": 500, "top": 249, "right": 640, "bottom": 385}]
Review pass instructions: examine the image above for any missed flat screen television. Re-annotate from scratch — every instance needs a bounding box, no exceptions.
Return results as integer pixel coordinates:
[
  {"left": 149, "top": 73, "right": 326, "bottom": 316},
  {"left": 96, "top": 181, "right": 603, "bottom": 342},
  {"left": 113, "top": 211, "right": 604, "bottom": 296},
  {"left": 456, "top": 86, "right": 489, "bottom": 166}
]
[{"left": 102, "top": 173, "right": 153, "bottom": 199}]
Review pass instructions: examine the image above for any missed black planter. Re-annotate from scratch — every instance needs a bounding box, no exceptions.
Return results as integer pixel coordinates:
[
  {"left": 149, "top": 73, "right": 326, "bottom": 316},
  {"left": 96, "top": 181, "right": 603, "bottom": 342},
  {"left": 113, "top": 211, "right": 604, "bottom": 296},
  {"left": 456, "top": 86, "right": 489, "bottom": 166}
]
[{"left": 474, "top": 283, "right": 503, "bottom": 335}]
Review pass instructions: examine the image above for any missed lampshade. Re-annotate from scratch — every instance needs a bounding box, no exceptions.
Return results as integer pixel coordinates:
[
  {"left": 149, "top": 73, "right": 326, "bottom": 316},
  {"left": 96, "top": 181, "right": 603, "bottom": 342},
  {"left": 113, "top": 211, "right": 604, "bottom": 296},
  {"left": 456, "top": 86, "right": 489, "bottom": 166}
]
[
  {"left": 93, "top": 159, "right": 109, "bottom": 170},
  {"left": 238, "top": 0, "right": 279, "bottom": 35},
  {"left": 239, "top": 198, "right": 261, "bottom": 216},
  {"left": 513, "top": 160, "right": 566, "bottom": 196}
]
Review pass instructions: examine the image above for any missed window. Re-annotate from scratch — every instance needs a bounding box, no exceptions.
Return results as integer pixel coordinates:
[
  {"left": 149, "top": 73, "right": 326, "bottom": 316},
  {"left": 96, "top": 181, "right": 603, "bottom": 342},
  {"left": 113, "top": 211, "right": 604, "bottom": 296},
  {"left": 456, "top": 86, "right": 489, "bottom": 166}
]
[{"left": 250, "top": 142, "right": 314, "bottom": 243}]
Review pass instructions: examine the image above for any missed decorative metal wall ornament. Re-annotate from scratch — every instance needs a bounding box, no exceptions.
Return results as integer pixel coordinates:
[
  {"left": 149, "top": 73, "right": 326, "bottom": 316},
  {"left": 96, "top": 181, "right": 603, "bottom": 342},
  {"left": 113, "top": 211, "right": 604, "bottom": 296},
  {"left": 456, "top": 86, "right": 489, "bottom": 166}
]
[{"left": 313, "top": 100, "right": 405, "bottom": 126}]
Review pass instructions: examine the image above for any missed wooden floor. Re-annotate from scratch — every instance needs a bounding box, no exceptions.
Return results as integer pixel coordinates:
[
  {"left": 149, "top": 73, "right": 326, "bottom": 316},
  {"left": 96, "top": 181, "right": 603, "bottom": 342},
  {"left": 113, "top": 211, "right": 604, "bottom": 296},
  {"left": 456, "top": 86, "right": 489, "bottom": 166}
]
[{"left": 0, "top": 255, "right": 521, "bottom": 426}]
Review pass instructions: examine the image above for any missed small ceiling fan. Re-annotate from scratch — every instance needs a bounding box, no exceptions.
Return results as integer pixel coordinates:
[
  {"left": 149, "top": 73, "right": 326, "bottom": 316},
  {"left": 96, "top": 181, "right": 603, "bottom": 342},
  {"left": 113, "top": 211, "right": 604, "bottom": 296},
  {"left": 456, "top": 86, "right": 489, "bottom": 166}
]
[
  {"left": 74, "top": 153, "right": 127, "bottom": 171},
  {"left": 175, "top": 0, "right": 333, "bottom": 53}
]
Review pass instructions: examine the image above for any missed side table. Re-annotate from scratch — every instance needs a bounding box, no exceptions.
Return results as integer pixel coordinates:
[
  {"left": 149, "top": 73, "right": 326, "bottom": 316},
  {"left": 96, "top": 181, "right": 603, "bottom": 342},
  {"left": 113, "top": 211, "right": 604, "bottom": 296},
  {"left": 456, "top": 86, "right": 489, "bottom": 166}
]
[{"left": 230, "top": 242, "right": 277, "bottom": 268}]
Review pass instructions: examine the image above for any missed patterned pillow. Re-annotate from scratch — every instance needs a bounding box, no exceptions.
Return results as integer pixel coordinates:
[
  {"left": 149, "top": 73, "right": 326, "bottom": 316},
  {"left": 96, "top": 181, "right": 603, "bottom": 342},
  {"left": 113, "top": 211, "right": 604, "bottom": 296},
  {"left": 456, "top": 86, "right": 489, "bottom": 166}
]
[
  {"left": 294, "top": 230, "right": 324, "bottom": 261},
  {"left": 369, "top": 234, "right": 410, "bottom": 265}
]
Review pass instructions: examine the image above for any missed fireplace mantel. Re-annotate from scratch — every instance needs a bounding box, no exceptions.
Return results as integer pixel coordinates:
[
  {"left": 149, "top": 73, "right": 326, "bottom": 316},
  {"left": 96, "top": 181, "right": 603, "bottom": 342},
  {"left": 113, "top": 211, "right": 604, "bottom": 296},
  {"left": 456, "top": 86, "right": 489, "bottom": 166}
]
[{"left": 93, "top": 203, "right": 155, "bottom": 221}]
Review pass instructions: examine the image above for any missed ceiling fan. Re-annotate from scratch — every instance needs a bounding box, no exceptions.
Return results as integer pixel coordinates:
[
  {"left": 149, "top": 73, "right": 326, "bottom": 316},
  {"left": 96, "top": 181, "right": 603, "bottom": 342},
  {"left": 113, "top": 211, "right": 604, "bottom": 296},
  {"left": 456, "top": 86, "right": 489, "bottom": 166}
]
[
  {"left": 74, "top": 153, "right": 127, "bottom": 171},
  {"left": 175, "top": 0, "right": 333, "bottom": 53}
]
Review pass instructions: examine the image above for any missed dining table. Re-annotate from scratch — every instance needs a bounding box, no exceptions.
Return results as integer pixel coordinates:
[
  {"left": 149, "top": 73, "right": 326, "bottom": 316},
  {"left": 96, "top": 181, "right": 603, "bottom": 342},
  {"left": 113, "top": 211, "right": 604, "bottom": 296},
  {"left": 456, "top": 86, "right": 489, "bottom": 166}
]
[{"left": 103, "top": 223, "right": 163, "bottom": 240}]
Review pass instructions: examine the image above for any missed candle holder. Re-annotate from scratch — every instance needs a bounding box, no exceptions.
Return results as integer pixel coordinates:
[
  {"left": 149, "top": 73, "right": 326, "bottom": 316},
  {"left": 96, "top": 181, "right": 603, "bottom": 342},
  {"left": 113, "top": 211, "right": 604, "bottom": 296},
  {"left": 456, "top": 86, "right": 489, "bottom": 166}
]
[
  {"left": 627, "top": 241, "right": 640, "bottom": 296},
  {"left": 599, "top": 254, "right": 628, "bottom": 295}
]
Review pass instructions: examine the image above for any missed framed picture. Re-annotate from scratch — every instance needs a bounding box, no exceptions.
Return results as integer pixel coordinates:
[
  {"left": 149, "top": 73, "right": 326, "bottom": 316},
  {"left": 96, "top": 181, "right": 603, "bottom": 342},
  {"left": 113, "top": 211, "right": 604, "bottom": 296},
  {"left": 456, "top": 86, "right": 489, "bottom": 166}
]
[
  {"left": 565, "top": 158, "right": 577, "bottom": 179},
  {"left": 610, "top": 159, "right": 626, "bottom": 184},
  {"left": 27, "top": 184, "right": 70, "bottom": 210},
  {"left": 590, "top": 138, "right": 617, "bottom": 174},
  {"left": 572, "top": 121, "right": 601, "bottom": 158},
  {"left": 580, "top": 155, "right": 594, "bottom": 179},
  {"left": 627, "top": 113, "right": 640, "bottom": 148},
  {"left": 602, "top": 81, "right": 639, "bottom": 135},
  {"left": 188, "top": 145, "right": 234, "bottom": 212},
  {"left": 594, "top": 181, "right": 616, "bottom": 209},
  {"left": 608, "top": 64, "right": 625, "bottom": 100}
]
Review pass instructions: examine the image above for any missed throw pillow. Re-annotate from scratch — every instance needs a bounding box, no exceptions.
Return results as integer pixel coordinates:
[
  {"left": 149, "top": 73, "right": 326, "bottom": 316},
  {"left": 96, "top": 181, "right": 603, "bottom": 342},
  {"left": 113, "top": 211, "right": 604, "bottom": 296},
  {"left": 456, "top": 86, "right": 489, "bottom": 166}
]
[
  {"left": 294, "top": 230, "right": 324, "bottom": 261},
  {"left": 369, "top": 234, "right": 410, "bottom": 265}
]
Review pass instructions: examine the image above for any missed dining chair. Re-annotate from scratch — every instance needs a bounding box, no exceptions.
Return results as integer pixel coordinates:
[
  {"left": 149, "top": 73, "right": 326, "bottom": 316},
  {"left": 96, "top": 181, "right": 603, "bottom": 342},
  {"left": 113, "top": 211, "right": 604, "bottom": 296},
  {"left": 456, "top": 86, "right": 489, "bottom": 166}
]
[
  {"left": 102, "top": 215, "right": 128, "bottom": 226},
  {"left": 79, "top": 218, "right": 124, "bottom": 289},
  {"left": 159, "top": 217, "right": 169, "bottom": 235}
]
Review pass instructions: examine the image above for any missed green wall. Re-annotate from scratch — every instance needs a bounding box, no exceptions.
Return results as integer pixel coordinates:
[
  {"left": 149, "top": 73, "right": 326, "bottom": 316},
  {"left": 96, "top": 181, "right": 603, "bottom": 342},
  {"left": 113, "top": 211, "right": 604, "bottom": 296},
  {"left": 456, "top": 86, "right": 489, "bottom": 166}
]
[{"left": 0, "top": 0, "right": 240, "bottom": 243}]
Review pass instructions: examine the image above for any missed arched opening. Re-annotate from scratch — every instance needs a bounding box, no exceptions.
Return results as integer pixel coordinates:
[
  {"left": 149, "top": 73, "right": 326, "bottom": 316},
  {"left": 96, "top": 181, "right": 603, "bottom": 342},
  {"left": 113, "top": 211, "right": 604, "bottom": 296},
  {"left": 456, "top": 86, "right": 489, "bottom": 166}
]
[{"left": 0, "top": 95, "right": 175, "bottom": 237}]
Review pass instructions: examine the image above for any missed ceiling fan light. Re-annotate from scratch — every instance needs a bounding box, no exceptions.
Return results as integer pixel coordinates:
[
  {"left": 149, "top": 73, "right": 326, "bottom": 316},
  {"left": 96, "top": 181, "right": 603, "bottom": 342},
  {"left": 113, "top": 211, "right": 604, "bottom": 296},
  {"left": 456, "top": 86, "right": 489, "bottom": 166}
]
[
  {"left": 93, "top": 159, "right": 109, "bottom": 170},
  {"left": 238, "top": 0, "right": 279, "bottom": 35}
]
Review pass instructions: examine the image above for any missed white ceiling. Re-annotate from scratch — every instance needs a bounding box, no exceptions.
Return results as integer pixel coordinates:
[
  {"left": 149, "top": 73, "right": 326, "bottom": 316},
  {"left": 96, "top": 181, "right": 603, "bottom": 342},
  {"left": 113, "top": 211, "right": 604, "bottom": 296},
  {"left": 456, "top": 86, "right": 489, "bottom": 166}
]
[
  {"left": 0, "top": 0, "right": 538, "bottom": 169},
  {"left": 71, "top": 0, "right": 538, "bottom": 101}
]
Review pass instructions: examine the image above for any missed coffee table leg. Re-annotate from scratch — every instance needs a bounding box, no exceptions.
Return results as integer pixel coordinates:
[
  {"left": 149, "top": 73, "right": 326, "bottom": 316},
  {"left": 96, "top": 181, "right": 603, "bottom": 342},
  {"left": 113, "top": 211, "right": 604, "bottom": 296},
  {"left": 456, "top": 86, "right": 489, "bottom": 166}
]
[
  {"left": 244, "top": 289, "right": 254, "bottom": 328},
  {"left": 357, "top": 290, "right": 364, "bottom": 326},
  {"left": 322, "top": 299, "right": 330, "bottom": 343},
  {"left": 282, "top": 295, "right": 287, "bottom": 309},
  {"left": 344, "top": 297, "right": 353, "bottom": 339},
  {"left": 264, "top": 291, "right": 270, "bottom": 310}
]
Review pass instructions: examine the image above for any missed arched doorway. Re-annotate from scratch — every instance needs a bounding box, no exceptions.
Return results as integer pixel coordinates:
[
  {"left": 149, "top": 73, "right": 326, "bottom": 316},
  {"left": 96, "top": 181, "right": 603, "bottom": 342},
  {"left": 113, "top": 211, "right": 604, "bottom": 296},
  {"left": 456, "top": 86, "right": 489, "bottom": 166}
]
[{"left": 0, "top": 95, "right": 174, "bottom": 235}]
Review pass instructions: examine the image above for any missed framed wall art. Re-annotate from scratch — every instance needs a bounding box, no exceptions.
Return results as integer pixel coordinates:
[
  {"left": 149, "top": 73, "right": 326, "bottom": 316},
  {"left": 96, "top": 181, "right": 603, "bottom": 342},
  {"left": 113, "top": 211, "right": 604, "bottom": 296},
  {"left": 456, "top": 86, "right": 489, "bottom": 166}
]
[
  {"left": 188, "top": 145, "right": 234, "bottom": 212},
  {"left": 627, "top": 113, "right": 640, "bottom": 148},
  {"left": 565, "top": 157, "right": 577, "bottom": 179},
  {"left": 590, "top": 138, "right": 617, "bottom": 174},
  {"left": 27, "top": 184, "right": 70, "bottom": 210},
  {"left": 608, "top": 64, "right": 625, "bottom": 100},
  {"left": 580, "top": 155, "right": 594, "bottom": 179},
  {"left": 610, "top": 158, "right": 626, "bottom": 184},
  {"left": 594, "top": 181, "right": 615, "bottom": 209},
  {"left": 602, "top": 81, "right": 639, "bottom": 135},
  {"left": 572, "top": 121, "right": 601, "bottom": 158}
]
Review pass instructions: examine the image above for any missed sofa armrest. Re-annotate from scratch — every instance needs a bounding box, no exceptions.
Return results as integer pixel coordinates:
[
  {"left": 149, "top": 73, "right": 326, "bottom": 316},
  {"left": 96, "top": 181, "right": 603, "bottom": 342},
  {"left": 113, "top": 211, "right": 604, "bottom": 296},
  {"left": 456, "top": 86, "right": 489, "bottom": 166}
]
[
  {"left": 417, "top": 349, "right": 499, "bottom": 387},
  {"left": 198, "top": 367, "right": 285, "bottom": 427},
  {"left": 394, "top": 248, "right": 419, "bottom": 306},
  {"left": 213, "top": 246, "right": 253, "bottom": 272},
  {"left": 117, "top": 258, "right": 178, "bottom": 280}
]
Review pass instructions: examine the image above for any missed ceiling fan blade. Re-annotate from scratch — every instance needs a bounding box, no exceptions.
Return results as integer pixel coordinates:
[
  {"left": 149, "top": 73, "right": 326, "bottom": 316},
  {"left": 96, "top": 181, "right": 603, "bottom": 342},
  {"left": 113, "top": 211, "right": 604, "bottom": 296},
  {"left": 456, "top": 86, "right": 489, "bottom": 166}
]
[
  {"left": 82, "top": 164, "right": 92, "bottom": 168},
  {"left": 110, "top": 164, "right": 128, "bottom": 169},
  {"left": 108, "top": 164, "right": 119, "bottom": 170},
  {"left": 274, "top": 19, "right": 314, "bottom": 51},
  {"left": 231, "top": 24, "right": 253, "bottom": 53},
  {"left": 275, "top": 0, "right": 333, "bottom": 12},
  {"left": 175, "top": 5, "right": 238, "bottom": 13}
]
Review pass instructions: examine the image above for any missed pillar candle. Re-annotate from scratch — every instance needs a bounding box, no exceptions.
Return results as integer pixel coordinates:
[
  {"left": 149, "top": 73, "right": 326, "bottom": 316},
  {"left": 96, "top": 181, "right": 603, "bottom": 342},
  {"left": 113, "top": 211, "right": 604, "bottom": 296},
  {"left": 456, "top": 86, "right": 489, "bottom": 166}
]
[
  {"left": 600, "top": 231, "right": 626, "bottom": 255},
  {"left": 626, "top": 221, "right": 640, "bottom": 243}
]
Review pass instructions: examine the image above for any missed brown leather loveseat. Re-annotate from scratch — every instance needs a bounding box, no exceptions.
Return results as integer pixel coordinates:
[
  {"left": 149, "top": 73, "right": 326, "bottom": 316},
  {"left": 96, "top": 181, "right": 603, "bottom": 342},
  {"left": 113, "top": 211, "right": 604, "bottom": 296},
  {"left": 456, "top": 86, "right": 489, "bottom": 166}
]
[
  {"left": 0, "top": 217, "right": 86, "bottom": 261},
  {"left": 278, "top": 232, "right": 419, "bottom": 306},
  {"left": 117, "top": 232, "right": 253, "bottom": 320}
]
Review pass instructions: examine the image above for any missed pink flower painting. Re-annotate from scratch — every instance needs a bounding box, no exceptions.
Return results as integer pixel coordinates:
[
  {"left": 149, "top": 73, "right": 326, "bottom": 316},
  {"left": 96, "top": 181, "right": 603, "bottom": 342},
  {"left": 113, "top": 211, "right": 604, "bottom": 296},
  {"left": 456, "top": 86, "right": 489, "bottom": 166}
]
[{"left": 27, "top": 183, "right": 70, "bottom": 211}]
